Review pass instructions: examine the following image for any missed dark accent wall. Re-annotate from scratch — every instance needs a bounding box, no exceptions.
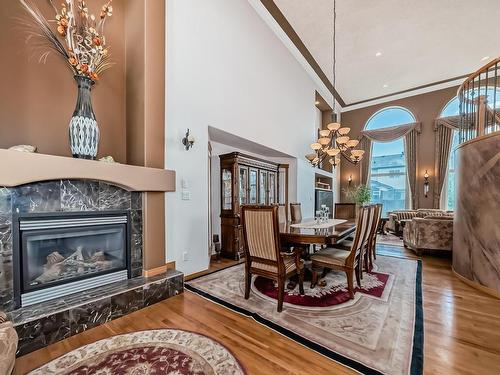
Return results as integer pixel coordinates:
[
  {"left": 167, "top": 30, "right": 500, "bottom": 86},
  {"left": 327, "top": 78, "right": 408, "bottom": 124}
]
[{"left": 340, "top": 85, "right": 459, "bottom": 209}]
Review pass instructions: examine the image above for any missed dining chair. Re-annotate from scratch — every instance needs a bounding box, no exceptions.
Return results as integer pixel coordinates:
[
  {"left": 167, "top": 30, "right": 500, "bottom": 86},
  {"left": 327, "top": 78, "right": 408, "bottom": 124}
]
[
  {"left": 278, "top": 204, "right": 288, "bottom": 224},
  {"left": 241, "top": 205, "right": 304, "bottom": 312},
  {"left": 289, "top": 203, "right": 302, "bottom": 222},
  {"left": 365, "top": 204, "right": 382, "bottom": 271},
  {"left": 334, "top": 203, "right": 356, "bottom": 219},
  {"left": 310, "top": 205, "right": 372, "bottom": 299}
]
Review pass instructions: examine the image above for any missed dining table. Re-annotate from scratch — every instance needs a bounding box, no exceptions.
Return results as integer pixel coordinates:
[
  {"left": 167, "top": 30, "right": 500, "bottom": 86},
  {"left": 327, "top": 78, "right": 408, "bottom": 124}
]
[{"left": 279, "top": 218, "right": 356, "bottom": 247}]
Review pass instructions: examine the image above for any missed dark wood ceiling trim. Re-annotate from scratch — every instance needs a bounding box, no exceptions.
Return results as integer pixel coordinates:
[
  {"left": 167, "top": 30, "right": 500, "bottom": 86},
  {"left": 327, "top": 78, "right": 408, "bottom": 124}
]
[
  {"left": 344, "top": 74, "right": 469, "bottom": 108},
  {"left": 260, "top": 0, "right": 346, "bottom": 107}
]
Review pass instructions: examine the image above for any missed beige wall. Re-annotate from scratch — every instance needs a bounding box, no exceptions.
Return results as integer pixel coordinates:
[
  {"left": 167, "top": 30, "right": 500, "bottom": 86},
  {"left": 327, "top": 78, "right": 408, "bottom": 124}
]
[
  {"left": 340, "top": 85, "right": 459, "bottom": 209},
  {"left": 0, "top": 0, "right": 127, "bottom": 162}
]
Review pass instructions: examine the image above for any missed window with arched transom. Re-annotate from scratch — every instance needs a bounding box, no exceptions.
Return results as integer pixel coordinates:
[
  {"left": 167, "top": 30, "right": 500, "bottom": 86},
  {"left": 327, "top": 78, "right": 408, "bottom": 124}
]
[{"left": 365, "top": 107, "right": 416, "bottom": 216}]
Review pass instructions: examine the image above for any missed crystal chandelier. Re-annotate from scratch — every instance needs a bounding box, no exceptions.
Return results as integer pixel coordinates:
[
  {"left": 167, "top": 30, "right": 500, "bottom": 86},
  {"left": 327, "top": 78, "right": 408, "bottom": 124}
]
[{"left": 305, "top": 0, "right": 364, "bottom": 168}]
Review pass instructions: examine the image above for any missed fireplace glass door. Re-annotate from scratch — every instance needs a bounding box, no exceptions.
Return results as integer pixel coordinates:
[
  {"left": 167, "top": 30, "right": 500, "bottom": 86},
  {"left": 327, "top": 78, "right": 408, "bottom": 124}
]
[{"left": 21, "top": 224, "right": 127, "bottom": 292}]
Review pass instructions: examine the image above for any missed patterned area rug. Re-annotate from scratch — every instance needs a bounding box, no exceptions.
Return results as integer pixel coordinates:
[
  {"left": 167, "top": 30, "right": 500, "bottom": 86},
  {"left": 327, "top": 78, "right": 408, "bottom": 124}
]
[
  {"left": 28, "top": 329, "right": 246, "bottom": 375},
  {"left": 186, "top": 256, "right": 423, "bottom": 375},
  {"left": 377, "top": 233, "right": 404, "bottom": 247}
]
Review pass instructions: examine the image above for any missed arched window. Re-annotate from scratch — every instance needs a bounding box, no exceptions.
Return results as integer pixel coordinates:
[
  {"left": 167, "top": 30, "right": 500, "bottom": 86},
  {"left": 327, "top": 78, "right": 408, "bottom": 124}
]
[{"left": 365, "top": 107, "right": 416, "bottom": 216}]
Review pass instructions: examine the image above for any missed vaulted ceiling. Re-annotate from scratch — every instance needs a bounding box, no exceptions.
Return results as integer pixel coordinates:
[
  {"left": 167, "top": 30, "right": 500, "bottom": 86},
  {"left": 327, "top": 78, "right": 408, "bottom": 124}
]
[{"left": 271, "top": 0, "right": 500, "bottom": 106}]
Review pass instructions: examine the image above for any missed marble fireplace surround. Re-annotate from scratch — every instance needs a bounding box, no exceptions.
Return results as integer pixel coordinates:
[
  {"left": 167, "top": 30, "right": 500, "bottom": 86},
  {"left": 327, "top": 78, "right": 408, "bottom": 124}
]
[{"left": 0, "top": 150, "right": 182, "bottom": 355}]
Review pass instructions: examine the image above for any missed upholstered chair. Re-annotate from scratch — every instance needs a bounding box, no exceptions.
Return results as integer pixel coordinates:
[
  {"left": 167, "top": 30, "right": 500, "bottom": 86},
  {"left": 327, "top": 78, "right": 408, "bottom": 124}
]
[
  {"left": 310, "top": 206, "right": 372, "bottom": 299},
  {"left": 241, "top": 205, "right": 304, "bottom": 312},
  {"left": 334, "top": 203, "right": 356, "bottom": 220},
  {"left": 289, "top": 203, "right": 302, "bottom": 223},
  {"left": 365, "top": 204, "right": 382, "bottom": 271},
  {"left": 403, "top": 215, "right": 454, "bottom": 255},
  {"left": 0, "top": 311, "right": 17, "bottom": 375},
  {"left": 278, "top": 205, "right": 288, "bottom": 224}
]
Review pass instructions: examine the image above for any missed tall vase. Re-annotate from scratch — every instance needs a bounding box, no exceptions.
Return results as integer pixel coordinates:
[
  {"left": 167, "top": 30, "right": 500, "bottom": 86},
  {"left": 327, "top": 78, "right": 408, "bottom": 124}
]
[{"left": 69, "top": 75, "right": 100, "bottom": 159}]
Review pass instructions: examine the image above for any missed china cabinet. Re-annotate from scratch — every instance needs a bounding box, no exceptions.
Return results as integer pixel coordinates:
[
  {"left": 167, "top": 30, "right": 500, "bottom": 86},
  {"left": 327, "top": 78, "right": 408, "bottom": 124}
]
[{"left": 219, "top": 152, "right": 288, "bottom": 260}]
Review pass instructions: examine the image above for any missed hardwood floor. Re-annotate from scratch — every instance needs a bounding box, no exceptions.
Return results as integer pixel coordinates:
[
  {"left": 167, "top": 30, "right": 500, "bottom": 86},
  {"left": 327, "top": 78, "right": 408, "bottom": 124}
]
[{"left": 14, "top": 245, "right": 500, "bottom": 375}]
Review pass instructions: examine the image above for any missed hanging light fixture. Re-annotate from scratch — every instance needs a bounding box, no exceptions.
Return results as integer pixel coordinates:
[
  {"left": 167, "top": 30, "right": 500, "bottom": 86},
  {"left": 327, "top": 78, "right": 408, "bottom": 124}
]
[{"left": 305, "top": 0, "right": 364, "bottom": 168}]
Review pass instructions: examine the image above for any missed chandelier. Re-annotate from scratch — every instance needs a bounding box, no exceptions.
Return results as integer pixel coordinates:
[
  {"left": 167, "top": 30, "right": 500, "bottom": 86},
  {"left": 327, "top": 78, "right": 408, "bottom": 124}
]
[{"left": 305, "top": 0, "right": 364, "bottom": 168}]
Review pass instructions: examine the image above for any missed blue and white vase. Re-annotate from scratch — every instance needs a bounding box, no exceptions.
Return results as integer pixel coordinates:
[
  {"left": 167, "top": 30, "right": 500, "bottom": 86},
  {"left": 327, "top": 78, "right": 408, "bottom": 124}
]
[{"left": 69, "top": 75, "right": 100, "bottom": 159}]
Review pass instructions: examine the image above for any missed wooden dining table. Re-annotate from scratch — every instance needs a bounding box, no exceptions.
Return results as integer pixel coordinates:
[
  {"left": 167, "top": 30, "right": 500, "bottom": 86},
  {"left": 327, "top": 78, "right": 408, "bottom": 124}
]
[{"left": 279, "top": 218, "right": 356, "bottom": 247}]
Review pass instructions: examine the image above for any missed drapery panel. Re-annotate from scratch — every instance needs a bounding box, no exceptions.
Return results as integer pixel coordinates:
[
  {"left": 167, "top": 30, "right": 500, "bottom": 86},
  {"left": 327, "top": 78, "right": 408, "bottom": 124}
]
[
  {"left": 359, "top": 137, "right": 372, "bottom": 186},
  {"left": 359, "top": 122, "right": 421, "bottom": 208},
  {"left": 433, "top": 116, "right": 460, "bottom": 208},
  {"left": 404, "top": 129, "right": 419, "bottom": 209}
]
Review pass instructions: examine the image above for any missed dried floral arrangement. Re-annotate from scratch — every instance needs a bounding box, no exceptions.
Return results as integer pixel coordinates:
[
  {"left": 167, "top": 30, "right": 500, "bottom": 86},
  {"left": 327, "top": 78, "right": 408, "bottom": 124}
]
[{"left": 19, "top": 0, "right": 114, "bottom": 81}]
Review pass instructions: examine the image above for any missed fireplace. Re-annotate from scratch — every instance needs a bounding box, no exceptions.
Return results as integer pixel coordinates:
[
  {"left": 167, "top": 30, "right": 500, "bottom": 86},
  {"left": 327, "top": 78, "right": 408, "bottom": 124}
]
[{"left": 13, "top": 211, "right": 131, "bottom": 307}]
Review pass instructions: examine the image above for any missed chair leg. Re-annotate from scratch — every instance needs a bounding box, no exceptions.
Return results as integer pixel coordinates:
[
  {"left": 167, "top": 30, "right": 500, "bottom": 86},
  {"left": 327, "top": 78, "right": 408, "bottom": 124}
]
[
  {"left": 346, "top": 269, "right": 354, "bottom": 299},
  {"left": 244, "top": 269, "right": 251, "bottom": 300},
  {"left": 355, "top": 264, "right": 361, "bottom": 287},
  {"left": 311, "top": 269, "right": 318, "bottom": 289},
  {"left": 277, "top": 278, "right": 285, "bottom": 312},
  {"left": 298, "top": 268, "right": 305, "bottom": 295}
]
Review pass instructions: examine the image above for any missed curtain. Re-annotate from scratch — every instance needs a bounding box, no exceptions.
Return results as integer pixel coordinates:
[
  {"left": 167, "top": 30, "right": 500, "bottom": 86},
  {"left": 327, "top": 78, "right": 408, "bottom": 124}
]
[
  {"left": 360, "top": 122, "right": 421, "bottom": 142},
  {"left": 433, "top": 116, "right": 460, "bottom": 208},
  {"left": 359, "top": 122, "right": 421, "bottom": 208},
  {"left": 359, "top": 137, "right": 372, "bottom": 186},
  {"left": 404, "top": 129, "right": 419, "bottom": 209}
]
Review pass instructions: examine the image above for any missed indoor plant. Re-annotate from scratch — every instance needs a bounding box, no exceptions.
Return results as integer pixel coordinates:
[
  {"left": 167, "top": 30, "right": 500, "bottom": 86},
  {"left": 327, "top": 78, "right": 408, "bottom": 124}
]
[
  {"left": 344, "top": 184, "right": 371, "bottom": 208},
  {"left": 20, "top": 0, "right": 114, "bottom": 159}
]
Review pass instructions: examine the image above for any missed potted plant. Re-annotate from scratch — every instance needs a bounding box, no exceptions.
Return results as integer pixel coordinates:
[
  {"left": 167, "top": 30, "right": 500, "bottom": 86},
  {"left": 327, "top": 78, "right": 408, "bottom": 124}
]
[{"left": 343, "top": 184, "right": 371, "bottom": 217}]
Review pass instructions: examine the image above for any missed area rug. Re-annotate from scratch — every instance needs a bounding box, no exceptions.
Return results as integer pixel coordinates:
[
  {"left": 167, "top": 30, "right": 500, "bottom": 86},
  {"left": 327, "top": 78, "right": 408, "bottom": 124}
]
[
  {"left": 377, "top": 233, "right": 404, "bottom": 247},
  {"left": 28, "top": 329, "right": 246, "bottom": 375},
  {"left": 186, "top": 256, "right": 423, "bottom": 375}
]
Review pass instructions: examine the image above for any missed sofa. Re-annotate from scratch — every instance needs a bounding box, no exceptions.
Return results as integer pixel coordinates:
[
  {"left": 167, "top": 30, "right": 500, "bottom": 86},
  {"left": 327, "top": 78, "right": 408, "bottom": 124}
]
[
  {"left": 403, "top": 215, "right": 454, "bottom": 255},
  {"left": 387, "top": 209, "right": 452, "bottom": 236},
  {"left": 0, "top": 311, "right": 17, "bottom": 375}
]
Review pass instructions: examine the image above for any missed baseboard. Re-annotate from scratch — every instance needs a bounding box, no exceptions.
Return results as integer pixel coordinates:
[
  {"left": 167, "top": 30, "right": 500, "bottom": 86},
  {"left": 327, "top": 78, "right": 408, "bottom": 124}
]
[
  {"left": 143, "top": 261, "right": 176, "bottom": 277},
  {"left": 452, "top": 268, "right": 500, "bottom": 299}
]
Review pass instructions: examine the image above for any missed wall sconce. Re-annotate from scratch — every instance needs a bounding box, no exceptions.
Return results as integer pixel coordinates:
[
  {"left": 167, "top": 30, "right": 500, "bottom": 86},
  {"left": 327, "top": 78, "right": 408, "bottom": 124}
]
[
  {"left": 423, "top": 170, "right": 430, "bottom": 198},
  {"left": 347, "top": 175, "right": 352, "bottom": 186},
  {"left": 182, "top": 129, "right": 195, "bottom": 150}
]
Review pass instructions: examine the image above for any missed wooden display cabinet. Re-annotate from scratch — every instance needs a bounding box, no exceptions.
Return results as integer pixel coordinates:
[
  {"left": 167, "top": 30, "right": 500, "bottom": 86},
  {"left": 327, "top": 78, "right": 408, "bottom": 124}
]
[{"left": 219, "top": 152, "right": 288, "bottom": 260}]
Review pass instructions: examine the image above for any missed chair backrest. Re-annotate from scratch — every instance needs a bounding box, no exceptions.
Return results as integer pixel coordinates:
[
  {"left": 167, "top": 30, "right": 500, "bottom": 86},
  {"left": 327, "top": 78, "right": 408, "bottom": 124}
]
[
  {"left": 290, "top": 203, "right": 302, "bottom": 222},
  {"left": 241, "top": 205, "right": 281, "bottom": 264},
  {"left": 345, "top": 205, "right": 372, "bottom": 264},
  {"left": 368, "top": 204, "right": 382, "bottom": 243},
  {"left": 334, "top": 203, "right": 356, "bottom": 219},
  {"left": 278, "top": 205, "right": 287, "bottom": 224}
]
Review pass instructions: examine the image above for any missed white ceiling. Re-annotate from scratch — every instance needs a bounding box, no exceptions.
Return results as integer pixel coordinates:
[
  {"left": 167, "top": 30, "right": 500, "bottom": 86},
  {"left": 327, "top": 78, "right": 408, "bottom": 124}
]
[{"left": 273, "top": 0, "right": 500, "bottom": 105}]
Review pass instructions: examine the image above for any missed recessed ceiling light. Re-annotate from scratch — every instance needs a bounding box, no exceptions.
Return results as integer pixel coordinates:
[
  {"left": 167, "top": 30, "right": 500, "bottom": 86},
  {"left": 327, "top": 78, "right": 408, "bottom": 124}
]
[
  {"left": 383, "top": 84, "right": 389, "bottom": 88},
  {"left": 481, "top": 56, "right": 490, "bottom": 61},
  {"left": 375, "top": 52, "right": 382, "bottom": 57}
]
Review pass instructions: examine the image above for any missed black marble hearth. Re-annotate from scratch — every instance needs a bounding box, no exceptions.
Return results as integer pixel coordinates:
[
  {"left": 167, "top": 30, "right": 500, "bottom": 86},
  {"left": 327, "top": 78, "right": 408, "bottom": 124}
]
[
  {"left": 0, "top": 180, "right": 144, "bottom": 312},
  {"left": 9, "top": 269, "right": 183, "bottom": 356}
]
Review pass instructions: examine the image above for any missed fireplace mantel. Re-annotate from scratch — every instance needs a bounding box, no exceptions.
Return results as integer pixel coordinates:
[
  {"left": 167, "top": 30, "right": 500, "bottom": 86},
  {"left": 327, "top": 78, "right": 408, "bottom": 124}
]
[{"left": 0, "top": 149, "right": 175, "bottom": 192}]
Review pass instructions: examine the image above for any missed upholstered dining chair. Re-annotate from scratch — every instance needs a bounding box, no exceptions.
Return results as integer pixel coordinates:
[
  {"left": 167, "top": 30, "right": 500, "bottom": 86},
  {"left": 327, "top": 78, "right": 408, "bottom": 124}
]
[
  {"left": 334, "top": 203, "right": 356, "bottom": 220},
  {"left": 365, "top": 204, "right": 382, "bottom": 271},
  {"left": 241, "top": 205, "right": 304, "bottom": 312},
  {"left": 278, "top": 204, "right": 288, "bottom": 224},
  {"left": 289, "top": 203, "right": 302, "bottom": 222},
  {"left": 310, "top": 206, "right": 372, "bottom": 299}
]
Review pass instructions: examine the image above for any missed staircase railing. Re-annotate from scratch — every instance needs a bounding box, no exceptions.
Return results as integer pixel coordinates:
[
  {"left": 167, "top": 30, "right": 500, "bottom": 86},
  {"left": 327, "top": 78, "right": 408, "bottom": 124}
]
[{"left": 458, "top": 57, "right": 500, "bottom": 143}]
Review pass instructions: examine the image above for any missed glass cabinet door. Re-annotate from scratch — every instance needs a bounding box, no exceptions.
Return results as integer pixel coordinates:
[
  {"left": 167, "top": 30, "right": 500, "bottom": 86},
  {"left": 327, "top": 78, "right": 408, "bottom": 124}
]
[
  {"left": 222, "top": 168, "right": 232, "bottom": 210},
  {"left": 249, "top": 169, "right": 258, "bottom": 204},
  {"left": 268, "top": 172, "right": 276, "bottom": 204},
  {"left": 239, "top": 166, "right": 248, "bottom": 205},
  {"left": 259, "top": 170, "right": 268, "bottom": 204}
]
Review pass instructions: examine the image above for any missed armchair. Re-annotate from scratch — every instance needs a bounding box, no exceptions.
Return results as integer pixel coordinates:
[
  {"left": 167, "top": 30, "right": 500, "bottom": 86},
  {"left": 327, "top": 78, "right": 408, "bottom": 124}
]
[
  {"left": 403, "top": 216, "right": 454, "bottom": 255},
  {"left": 0, "top": 311, "right": 17, "bottom": 375}
]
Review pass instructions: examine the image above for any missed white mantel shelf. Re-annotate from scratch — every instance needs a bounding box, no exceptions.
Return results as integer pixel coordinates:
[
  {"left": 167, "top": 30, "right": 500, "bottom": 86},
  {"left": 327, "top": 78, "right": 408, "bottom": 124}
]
[{"left": 0, "top": 149, "right": 176, "bottom": 192}]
